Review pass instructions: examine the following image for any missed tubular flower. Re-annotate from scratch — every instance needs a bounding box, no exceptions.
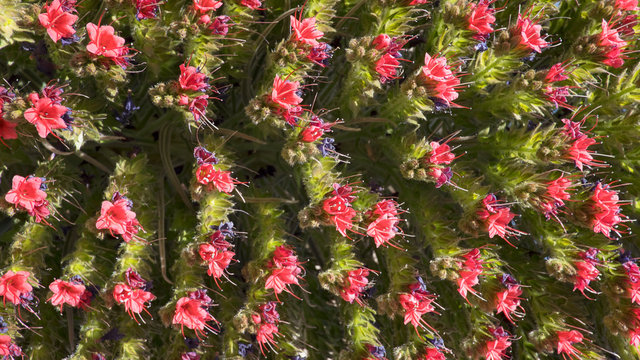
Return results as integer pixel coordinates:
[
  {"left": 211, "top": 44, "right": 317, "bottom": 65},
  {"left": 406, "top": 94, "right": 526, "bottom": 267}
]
[
  {"left": 556, "top": 330, "right": 584, "bottom": 360},
  {"left": 86, "top": 22, "right": 131, "bottom": 67},
  {"left": 322, "top": 183, "right": 358, "bottom": 237},
  {"left": 589, "top": 183, "right": 627, "bottom": 238},
  {"left": 24, "top": 93, "right": 68, "bottom": 138},
  {"left": 251, "top": 302, "right": 282, "bottom": 355},
  {"left": 539, "top": 175, "right": 573, "bottom": 219},
  {"left": 179, "top": 64, "right": 209, "bottom": 92},
  {"left": 38, "top": 0, "right": 78, "bottom": 42},
  {"left": 172, "top": 291, "right": 220, "bottom": 339},
  {"left": 340, "top": 268, "right": 372, "bottom": 306},
  {"left": 494, "top": 281, "right": 525, "bottom": 323},
  {"left": 0, "top": 271, "right": 33, "bottom": 306},
  {"left": 48, "top": 279, "right": 85, "bottom": 312},
  {"left": 195, "top": 163, "right": 241, "bottom": 193},
  {"left": 485, "top": 327, "right": 513, "bottom": 360},
  {"left": 113, "top": 284, "right": 155, "bottom": 322},
  {"left": 290, "top": 16, "right": 324, "bottom": 46},
  {"left": 420, "top": 53, "right": 461, "bottom": 106},
  {"left": 265, "top": 245, "right": 304, "bottom": 300},
  {"left": 5, "top": 175, "right": 48, "bottom": 214},
  {"left": 399, "top": 279, "right": 439, "bottom": 335},
  {"left": 95, "top": 192, "right": 143, "bottom": 242},
  {"left": 271, "top": 75, "right": 303, "bottom": 110},
  {"left": 476, "top": 194, "right": 527, "bottom": 246},
  {"left": 366, "top": 200, "right": 403, "bottom": 249},
  {"left": 456, "top": 249, "right": 483, "bottom": 302},
  {"left": 467, "top": 1, "right": 496, "bottom": 39},
  {"left": 513, "top": 14, "right": 548, "bottom": 53}
]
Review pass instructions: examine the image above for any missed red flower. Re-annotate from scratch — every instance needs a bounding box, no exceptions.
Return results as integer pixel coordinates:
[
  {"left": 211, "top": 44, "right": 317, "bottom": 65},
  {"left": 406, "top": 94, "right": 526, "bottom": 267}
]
[
  {"left": 38, "top": 0, "right": 78, "bottom": 42},
  {"left": 134, "top": 0, "right": 159, "bottom": 20},
  {"left": 0, "top": 335, "right": 21, "bottom": 358},
  {"left": 195, "top": 163, "right": 239, "bottom": 193},
  {"left": 514, "top": 14, "right": 548, "bottom": 53},
  {"left": 192, "top": 0, "right": 222, "bottom": 13},
  {"left": 420, "top": 53, "right": 461, "bottom": 105},
  {"left": 86, "top": 22, "right": 130, "bottom": 66},
  {"left": 113, "top": 283, "right": 156, "bottom": 322},
  {"left": 544, "top": 85, "right": 571, "bottom": 109},
  {"left": 566, "top": 135, "right": 605, "bottom": 171},
  {"left": 209, "top": 15, "right": 232, "bottom": 35},
  {"left": 456, "top": 249, "right": 483, "bottom": 302},
  {"left": 545, "top": 63, "right": 570, "bottom": 83},
  {"left": 602, "top": 46, "right": 625, "bottom": 68},
  {"left": 540, "top": 175, "right": 572, "bottom": 218},
  {"left": 199, "top": 243, "right": 235, "bottom": 288},
  {"left": 429, "top": 141, "right": 455, "bottom": 165},
  {"left": 186, "top": 94, "right": 209, "bottom": 122},
  {"left": 367, "top": 213, "right": 401, "bottom": 248},
  {"left": 375, "top": 53, "right": 401, "bottom": 83},
  {"left": 24, "top": 93, "right": 68, "bottom": 138},
  {"left": 48, "top": 279, "right": 85, "bottom": 312},
  {"left": 172, "top": 296, "right": 219, "bottom": 338},
  {"left": 5, "top": 175, "right": 47, "bottom": 213},
  {"left": 96, "top": 197, "right": 142, "bottom": 242},
  {"left": 494, "top": 285, "right": 524, "bottom": 323},
  {"left": 421, "top": 348, "right": 445, "bottom": 360},
  {"left": 290, "top": 16, "right": 324, "bottom": 46},
  {"left": 477, "top": 196, "right": 526, "bottom": 246},
  {"left": 399, "top": 290, "right": 438, "bottom": 334},
  {"left": 341, "top": 269, "right": 371, "bottom": 306},
  {"left": 410, "top": 0, "right": 429, "bottom": 4},
  {"left": 241, "top": 0, "right": 262, "bottom": 9},
  {"left": 485, "top": 334, "right": 512, "bottom": 360},
  {"left": 179, "top": 64, "right": 209, "bottom": 92},
  {"left": 372, "top": 34, "right": 391, "bottom": 50},
  {"left": 556, "top": 330, "right": 584, "bottom": 360},
  {"left": 467, "top": 1, "right": 496, "bottom": 38},
  {"left": 0, "top": 118, "right": 17, "bottom": 141},
  {"left": 265, "top": 246, "right": 304, "bottom": 300},
  {"left": 271, "top": 75, "right": 303, "bottom": 110},
  {"left": 323, "top": 195, "right": 351, "bottom": 216},
  {"left": 331, "top": 207, "right": 357, "bottom": 237},
  {"left": 573, "top": 260, "right": 600, "bottom": 299},
  {"left": 256, "top": 322, "right": 280, "bottom": 355},
  {"left": 615, "top": 0, "right": 638, "bottom": 10},
  {"left": 598, "top": 19, "right": 627, "bottom": 48},
  {"left": 0, "top": 270, "right": 33, "bottom": 305},
  {"left": 301, "top": 125, "right": 323, "bottom": 142}
]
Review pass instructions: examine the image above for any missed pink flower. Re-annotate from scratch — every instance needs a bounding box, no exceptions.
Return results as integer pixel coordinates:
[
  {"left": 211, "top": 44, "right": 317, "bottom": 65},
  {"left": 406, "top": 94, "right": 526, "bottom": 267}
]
[
  {"left": 467, "top": 1, "right": 496, "bottom": 37},
  {"left": 485, "top": 332, "right": 512, "bottom": 360},
  {"left": 494, "top": 285, "right": 524, "bottom": 323},
  {"left": 0, "top": 118, "right": 17, "bottom": 141},
  {"left": 241, "top": 0, "right": 262, "bottom": 9},
  {"left": 0, "top": 335, "right": 21, "bottom": 358},
  {"left": 199, "top": 243, "right": 235, "bottom": 288},
  {"left": 598, "top": 19, "right": 627, "bottom": 48},
  {"left": 38, "top": 0, "right": 78, "bottom": 42},
  {"left": 195, "top": 163, "right": 239, "bottom": 193},
  {"left": 271, "top": 75, "right": 303, "bottom": 110},
  {"left": 573, "top": 260, "right": 600, "bottom": 299},
  {"left": 565, "top": 136, "right": 604, "bottom": 170},
  {"left": 420, "top": 53, "right": 460, "bottom": 105},
  {"left": 514, "top": 14, "right": 548, "bottom": 53},
  {"left": 477, "top": 196, "right": 526, "bottom": 247},
  {"left": 134, "top": 0, "right": 159, "bottom": 20},
  {"left": 367, "top": 213, "right": 401, "bottom": 248},
  {"left": 172, "top": 296, "right": 219, "bottom": 338},
  {"left": 428, "top": 141, "right": 455, "bottom": 165},
  {"left": 192, "top": 0, "right": 222, "bottom": 13},
  {"left": 5, "top": 175, "right": 47, "bottom": 213},
  {"left": 589, "top": 183, "right": 627, "bottom": 238},
  {"left": 24, "top": 93, "right": 68, "bottom": 138},
  {"left": 556, "top": 330, "right": 584, "bottom": 360},
  {"left": 0, "top": 270, "right": 33, "bottom": 305},
  {"left": 290, "top": 16, "right": 324, "bottom": 46},
  {"left": 372, "top": 34, "right": 391, "bottom": 50},
  {"left": 96, "top": 196, "right": 142, "bottom": 242},
  {"left": 540, "top": 175, "right": 572, "bottom": 219},
  {"left": 48, "top": 279, "right": 85, "bottom": 312},
  {"left": 615, "top": 0, "right": 639, "bottom": 10},
  {"left": 113, "top": 283, "right": 156, "bottom": 322},
  {"left": 375, "top": 53, "right": 401, "bottom": 83},
  {"left": 399, "top": 289, "right": 438, "bottom": 334},
  {"left": 179, "top": 64, "right": 209, "bottom": 92},
  {"left": 545, "top": 63, "right": 570, "bottom": 83},
  {"left": 602, "top": 46, "right": 625, "bottom": 68},
  {"left": 421, "top": 348, "right": 446, "bottom": 360},
  {"left": 86, "top": 23, "right": 128, "bottom": 60},
  {"left": 341, "top": 269, "right": 371, "bottom": 306},
  {"left": 209, "top": 15, "right": 232, "bottom": 35}
]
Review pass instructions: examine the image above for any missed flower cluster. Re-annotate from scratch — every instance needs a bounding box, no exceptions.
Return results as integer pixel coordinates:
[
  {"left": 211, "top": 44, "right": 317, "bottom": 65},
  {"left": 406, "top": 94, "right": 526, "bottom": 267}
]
[
  {"left": 456, "top": 248, "right": 483, "bottom": 303},
  {"left": 556, "top": 330, "right": 584, "bottom": 360},
  {"left": 270, "top": 75, "right": 304, "bottom": 126},
  {"left": 538, "top": 174, "right": 573, "bottom": 221},
  {"left": 113, "top": 268, "right": 156, "bottom": 322},
  {"left": 95, "top": 191, "right": 143, "bottom": 242},
  {"left": 299, "top": 115, "right": 336, "bottom": 144},
  {"left": 86, "top": 21, "right": 133, "bottom": 68},
  {"left": 0, "top": 335, "right": 22, "bottom": 358},
  {"left": 340, "top": 268, "right": 372, "bottom": 306},
  {"left": 0, "top": 270, "right": 34, "bottom": 306},
  {"left": 365, "top": 200, "right": 403, "bottom": 249},
  {"left": 419, "top": 53, "right": 461, "bottom": 107},
  {"left": 177, "top": 62, "right": 213, "bottom": 122},
  {"left": 194, "top": 146, "right": 242, "bottom": 194},
  {"left": 251, "top": 302, "right": 281, "bottom": 355},
  {"left": 572, "top": 248, "right": 600, "bottom": 299},
  {"left": 265, "top": 245, "right": 304, "bottom": 301},
  {"left": 494, "top": 274, "right": 525, "bottom": 323},
  {"left": 198, "top": 222, "right": 236, "bottom": 289},
  {"left": 322, "top": 183, "right": 358, "bottom": 237},
  {"left": 561, "top": 117, "right": 606, "bottom": 171},
  {"left": 289, "top": 15, "right": 332, "bottom": 66},
  {"left": 423, "top": 140, "right": 457, "bottom": 187},
  {"left": 48, "top": 277, "right": 86, "bottom": 312},
  {"left": 622, "top": 256, "right": 640, "bottom": 305},
  {"left": 172, "top": 289, "right": 220, "bottom": 339},
  {"left": 398, "top": 278, "right": 439, "bottom": 335},
  {"left": 484, "top": 327, "right": 513, "bottom": 360},
  {"left": 0, "top": 87, "right": 17, "bottom": 144},
  {"left": 371, "top": 34, "right": 407, "bottom": 83},
  {"left": 589, "top": 183, "right": 627, "bottom": 238},
  {"left": 39, "top": 0, "right": 78, "bottom": 43},
  {"left": 476, "top": 194, "right": 526, "bottom": 246},
  {"left": 4, "top": 175, "right": 51, "bottom": 223},
  {"left": 24, "top": 85, "right": 72, "bottom": 139},
  {"left": 512, "top": 14, "right": 548, "bottom": 54},
  {"left": 597, "top": 20, "right": 628, "bottom": 68},
  {"left": 542, "top": 62, "right": 572, "bottom": 109},
  {"left": 467, "top": 0, "right": 497, "bottom": 41},
  {"left": 193, "top": 0, "right": 231, "bottom": 35}
]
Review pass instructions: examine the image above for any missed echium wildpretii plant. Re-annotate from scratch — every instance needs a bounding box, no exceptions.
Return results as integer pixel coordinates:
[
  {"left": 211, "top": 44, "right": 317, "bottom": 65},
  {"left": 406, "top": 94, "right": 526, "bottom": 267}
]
[{"left": 0, "top": 0, "right": 640, "bottom": 359}]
